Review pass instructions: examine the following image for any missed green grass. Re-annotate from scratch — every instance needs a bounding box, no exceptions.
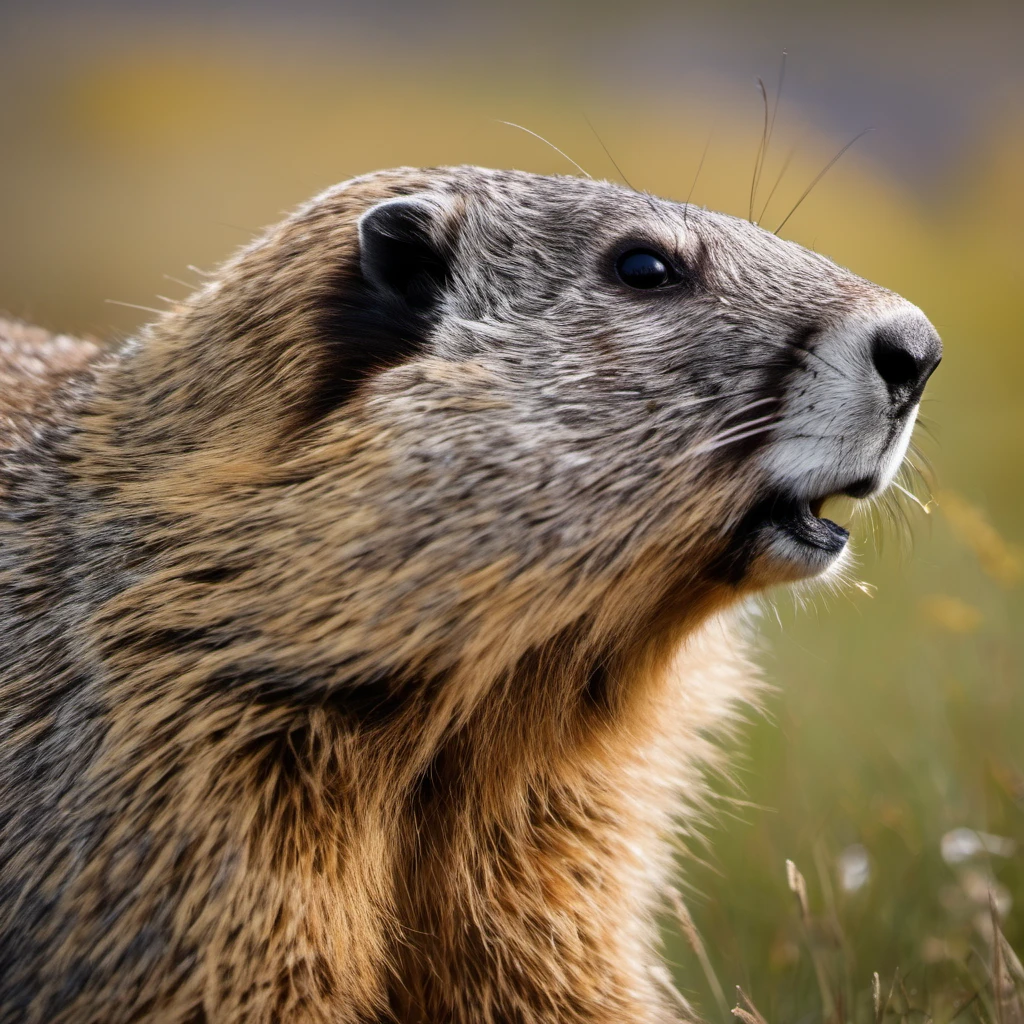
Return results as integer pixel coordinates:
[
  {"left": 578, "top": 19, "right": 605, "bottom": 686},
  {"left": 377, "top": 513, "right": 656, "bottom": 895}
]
[{"left": 666, "top": 494, "right": 1024, "bottom": 1021}]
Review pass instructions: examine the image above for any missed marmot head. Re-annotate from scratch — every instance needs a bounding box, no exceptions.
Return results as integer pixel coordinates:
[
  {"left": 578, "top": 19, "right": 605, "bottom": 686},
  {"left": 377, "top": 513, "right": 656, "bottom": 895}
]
[{"left": 83, "top": 166, "right": 940, "bottom": 710}]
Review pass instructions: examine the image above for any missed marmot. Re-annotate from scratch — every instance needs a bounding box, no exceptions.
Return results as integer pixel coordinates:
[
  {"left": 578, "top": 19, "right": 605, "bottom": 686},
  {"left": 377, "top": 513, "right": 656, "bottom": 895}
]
[{"left": 0, "top": 166, "right": 940, "bottom": 1023}]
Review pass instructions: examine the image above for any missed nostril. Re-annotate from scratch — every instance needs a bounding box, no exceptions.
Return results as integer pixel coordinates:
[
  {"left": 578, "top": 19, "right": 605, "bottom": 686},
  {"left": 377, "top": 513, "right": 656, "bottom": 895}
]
[
  {"left": 870, "top": 319, "right": 942, "bottom": 397},
  {"left": 872, "top": 334, "right": 921, "bottom": 390}
]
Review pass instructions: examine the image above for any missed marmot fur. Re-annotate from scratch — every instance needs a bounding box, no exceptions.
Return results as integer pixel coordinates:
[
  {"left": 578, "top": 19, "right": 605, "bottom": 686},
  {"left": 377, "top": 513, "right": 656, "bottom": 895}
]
[{"left": 0, "top": 167, "right": 940, "bottom": 1023}]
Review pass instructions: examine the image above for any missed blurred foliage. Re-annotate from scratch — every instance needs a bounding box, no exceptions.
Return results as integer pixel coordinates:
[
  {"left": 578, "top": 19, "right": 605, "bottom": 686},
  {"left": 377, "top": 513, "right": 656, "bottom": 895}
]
[
  {"left": 669, "top": 490, "right": 1024, "bottom": 1021},
  {"left": 0, "top": 24, "right": 1020, "bottom": 1023}
]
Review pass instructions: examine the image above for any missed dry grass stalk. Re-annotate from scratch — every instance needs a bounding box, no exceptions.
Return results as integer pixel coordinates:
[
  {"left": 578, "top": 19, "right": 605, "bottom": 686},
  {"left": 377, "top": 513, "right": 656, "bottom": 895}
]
[
  {"left": 947, "top": 989, "right": 982, "bottom": 1024},
  {"left": 785, "top": 859, "right": 837, "bottom": 1021},
  {"left": 999, "top": 933, "right": 1024, "bottom": 987},
  {"left": 732, "top": 986, "right": 770, "bottom": 1024},
  {"left": 666, "top": 886, "right": 730, "bottom": 1022},
  {"left": 731, "top": 1009, "right": 763, "bottom": 1024},
  {"left": 990, "top": 893, "right": 1024, "bottom": 1024},
  {"left": 785, "top": 859, "right": 810, "bottom": 924},
  {"left": 782, "top": 860, "right": 839, "bottom": 1019},
  {"left": 878, "top": 970, "right": 902, "bottom": 1024},
  {"left": 897, "top": 970, "right": 933, "bottom": 1024}
]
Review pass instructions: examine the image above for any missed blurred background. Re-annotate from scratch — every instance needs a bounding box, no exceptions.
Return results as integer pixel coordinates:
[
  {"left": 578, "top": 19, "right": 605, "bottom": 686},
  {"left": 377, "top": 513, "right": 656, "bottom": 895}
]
[{"left": 1, "top": 0, "right": 1021, "bottom": 1019}]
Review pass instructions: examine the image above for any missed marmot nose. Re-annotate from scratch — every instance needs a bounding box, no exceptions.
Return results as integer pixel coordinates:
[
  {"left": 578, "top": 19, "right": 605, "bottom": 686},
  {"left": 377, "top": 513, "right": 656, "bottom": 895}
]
[{"left": 870, "top": 314, "right": 942, "bottom": 402}]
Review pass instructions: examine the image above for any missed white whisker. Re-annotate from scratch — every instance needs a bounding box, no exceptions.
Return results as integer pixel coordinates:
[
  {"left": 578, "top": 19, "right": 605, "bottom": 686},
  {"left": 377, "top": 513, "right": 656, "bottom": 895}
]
[
  {"left": 496, "top": 121, "right": 593, "bottom": 179},
  {"left": 892, "top": 480, "right": 933, "bottom": 514},
  {"left": 698, "top": 412, "right": 779, "bottom": 446},
  {"left": 722, "top": 396, "right": 779, "bottom": 420},
  {"left": 689, "top": 421, "right": 779, "bottom": 456},
  {"left": 104, "top": 299, "right": 166, "bottom": 316},
  {"left": 672, "top": 394, "right": 774, "bottom": 415}
]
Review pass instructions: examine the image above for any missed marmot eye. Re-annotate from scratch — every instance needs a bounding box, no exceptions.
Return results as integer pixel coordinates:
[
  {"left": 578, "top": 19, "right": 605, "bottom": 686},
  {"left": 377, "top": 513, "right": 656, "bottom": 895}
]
[{"left": 615, "top": 249, "right": 673, "bottom": 289}]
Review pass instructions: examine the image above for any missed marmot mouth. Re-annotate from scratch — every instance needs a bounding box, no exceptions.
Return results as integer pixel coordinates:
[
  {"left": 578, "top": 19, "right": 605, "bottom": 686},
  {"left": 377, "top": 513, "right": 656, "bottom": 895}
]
[
  {"left": 747, "top": 473, "right": 878, "bottom": 558},
  {"left": 719, "top": 490, "right": 854, "bottom": 585},
  {"left": 719, "top": 474, "right": 884, "bottom": 583},
  {"left": 765, "top": 494, "right": 850, "bottom": 554}
]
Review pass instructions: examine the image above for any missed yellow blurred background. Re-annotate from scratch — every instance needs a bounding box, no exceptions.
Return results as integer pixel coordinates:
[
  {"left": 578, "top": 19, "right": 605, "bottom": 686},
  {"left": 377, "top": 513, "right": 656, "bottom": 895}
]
[{"left": 2, "top": 1, "right": 1021, "bottom": 1018}]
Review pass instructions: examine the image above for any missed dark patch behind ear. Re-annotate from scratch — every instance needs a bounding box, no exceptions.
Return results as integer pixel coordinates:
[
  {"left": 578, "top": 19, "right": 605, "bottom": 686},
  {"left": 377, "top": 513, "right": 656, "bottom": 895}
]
[{"left": 308, "top": 197, "right": 454, "bottom": 423}]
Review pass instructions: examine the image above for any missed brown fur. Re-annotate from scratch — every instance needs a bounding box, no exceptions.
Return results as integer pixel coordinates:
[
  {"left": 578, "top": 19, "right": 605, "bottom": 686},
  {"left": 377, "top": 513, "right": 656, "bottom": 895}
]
[
  {"left": 0, "top": 318, "right": 99, "bottom": 435},
  {"left": 0, "top": 166, "right": 936, "bottom": 1022}
]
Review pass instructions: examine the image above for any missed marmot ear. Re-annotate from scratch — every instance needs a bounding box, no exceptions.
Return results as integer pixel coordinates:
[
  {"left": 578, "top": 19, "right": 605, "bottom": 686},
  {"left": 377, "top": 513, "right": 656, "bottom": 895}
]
[{"left": 358, "top": 197, "right": 453, "bottom": 311}]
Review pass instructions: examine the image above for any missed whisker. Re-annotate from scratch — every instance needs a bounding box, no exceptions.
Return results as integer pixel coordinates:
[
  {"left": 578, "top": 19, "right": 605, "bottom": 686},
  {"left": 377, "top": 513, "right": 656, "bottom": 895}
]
[
  {"left": 750, "top": 50, "right": 787, "bottom": 226},
  {"left": 757, "top": 145, "right": 795, "bottom": 226},
  {"left": 708, "top": 411, "right": 779, "bottom": 437},
  {"left": 669, "top": 393, "right": 731, "bottom": 410},
  {"left": 104, "top": 299, "right": 166, "bottom": 316},
  {"left": 665, "top": 385, "right": 780, "bottom": 413},
  {"left": 583, "top": 114, "right": 670, "bottom": 224},
  {"left": 775, "top": 127, "right": 874, "bottom": 235},
  {"left": 218, "top": 222, "right": 260, "bottom": 238},
  {"left": 767, "top": 51, "right": 787, "bottom": 159},
  {"left": 909, "top": 433, "right": 936, "bottom": 467},
  {"left": 902, "top": 459, "right": 930, "bottom": 496},
  {"left": 760, "top": 335, "right": 848, "bottom": 380},
  {"left": 894, "top": 456, "right": 937, "bottom": 511},
  {"left": 748, "top": 77, "right": 770, "bottom": 223},
  {"left": 721, "top": 396, "right": 780, "bottom": 421},
  {"left": 667, "top": 410, "right": 784, "bottom": 465},
  {"left": 636, "top": 388, "right": 774, "bottom": 416},
  {"left": 691, "top": 421, "right": 778, "bottom": 455},
  {"left": 892, "top": 481, "right": 933, "bottom": 515},
  {"left": 496, "top": 121, "right": 593, "bottom": 179},
  {"left": 162, "top": 274, "right": 194, "bottom": 290},
  {"left": 691, "top": 412, "right": 780, "bottom": 451},
  {"left": 914, "top": 419, "right": 939, "bottom": 443},
  {"left": 583, "top": 114, "right": 635, "bottom": 190},
  {"left": 684, "top": 128, "right": 715, "bottom": 227},
  {"left": 671, "top": 392, "right": 753, "bottom": 412}
]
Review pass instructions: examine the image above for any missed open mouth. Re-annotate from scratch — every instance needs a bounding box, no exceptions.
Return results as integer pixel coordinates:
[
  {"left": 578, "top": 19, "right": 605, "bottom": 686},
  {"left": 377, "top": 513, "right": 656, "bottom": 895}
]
[
  {"left": 762, "top": 493, "right": 850, "bottom": 555},
  {"left": 721, "top": 475, "right": 881, "bottom": 584}
]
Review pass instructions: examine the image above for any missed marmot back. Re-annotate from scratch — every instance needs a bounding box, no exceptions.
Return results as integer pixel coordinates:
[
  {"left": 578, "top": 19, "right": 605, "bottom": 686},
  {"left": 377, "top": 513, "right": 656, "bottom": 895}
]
[
  {"left": 0, "top": 318, "right": 99, "bottom": 429},
  {"left": 0, "top": 167, "right": 940, "bottom": 1023}
]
